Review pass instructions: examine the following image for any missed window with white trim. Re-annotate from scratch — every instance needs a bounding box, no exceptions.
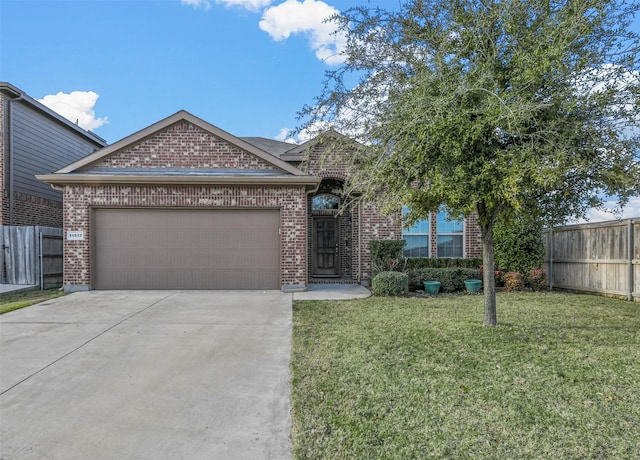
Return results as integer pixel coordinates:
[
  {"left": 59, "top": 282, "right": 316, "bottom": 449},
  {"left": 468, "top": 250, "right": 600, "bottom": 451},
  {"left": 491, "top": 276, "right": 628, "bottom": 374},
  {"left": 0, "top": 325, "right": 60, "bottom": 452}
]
[
  {"left": 436, "top": 210, "right": 464, "bottom": 257},
  {"left": 402, "top": 206, "right": 430, "bottom": 258}
]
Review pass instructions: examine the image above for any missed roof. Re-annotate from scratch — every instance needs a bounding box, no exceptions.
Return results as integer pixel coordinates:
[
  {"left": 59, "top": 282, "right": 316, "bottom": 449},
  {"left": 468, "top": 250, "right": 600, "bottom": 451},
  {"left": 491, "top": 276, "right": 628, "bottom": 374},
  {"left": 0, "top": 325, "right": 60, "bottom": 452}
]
[
  {"left": 241, "top": 137, "right": 296, "bottom": 159},
  {"left": 37, "top": 110, "right": 321, "bottom": 189},
  {"left": 0, "top": 82, "right": 107, "bottom": 147},
  {"left": 280, "top": 129, "right": 361, "bottom": 162},
  {"left": 53, "top": 111, "right": 306, "bottom": 175}
]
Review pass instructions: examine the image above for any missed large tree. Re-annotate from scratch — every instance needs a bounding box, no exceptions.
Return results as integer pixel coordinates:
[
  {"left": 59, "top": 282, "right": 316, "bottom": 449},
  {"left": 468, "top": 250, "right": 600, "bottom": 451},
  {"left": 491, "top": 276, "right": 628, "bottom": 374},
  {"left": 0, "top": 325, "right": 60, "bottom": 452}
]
[{"left": 300, "top": 0, "right": 640, "bottom": 325}]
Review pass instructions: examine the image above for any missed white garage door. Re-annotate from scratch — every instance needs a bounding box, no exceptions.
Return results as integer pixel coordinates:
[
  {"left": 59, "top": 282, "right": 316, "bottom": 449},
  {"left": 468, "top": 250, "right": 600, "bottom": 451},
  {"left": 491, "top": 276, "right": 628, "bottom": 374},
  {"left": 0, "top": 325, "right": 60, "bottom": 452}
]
[{"left": 92, "top": 209, "right": 280, "bottom": 290}]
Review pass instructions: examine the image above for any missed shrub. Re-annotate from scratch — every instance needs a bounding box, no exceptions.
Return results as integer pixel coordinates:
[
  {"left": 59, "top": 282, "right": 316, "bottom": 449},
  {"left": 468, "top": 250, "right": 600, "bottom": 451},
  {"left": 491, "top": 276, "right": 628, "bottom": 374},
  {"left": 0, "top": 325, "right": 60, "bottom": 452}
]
[
  {"left": 405, "top": 257, "right": 482, "bottom": 270},
  {"left": 494, "top": 215, "right": 544, "bottom": 273},
  {"left": 504, "top": 271, "right": 525, "bottom": 292},
  {"left": 527, "top": 268, "right": 547, "bottom": 291},
  {"left": 480, "top": 267, "right": 506, "bottom": 287},
  {"left": 407, "top": 267, "right": 482, "bottom": 293},
  {"left": 370, "top": 240, "right": 406, "bottom": 276},
  {"left": 371, "top": 271, "right": 409, "bottom": 296}
]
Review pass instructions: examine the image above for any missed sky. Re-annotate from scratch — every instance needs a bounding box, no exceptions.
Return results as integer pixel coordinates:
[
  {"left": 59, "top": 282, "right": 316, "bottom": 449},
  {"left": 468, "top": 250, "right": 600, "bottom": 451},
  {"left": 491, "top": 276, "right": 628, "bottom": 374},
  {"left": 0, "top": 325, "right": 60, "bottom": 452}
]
[{"left": 1, "top": 0, "right": 639, "bottom": 221}]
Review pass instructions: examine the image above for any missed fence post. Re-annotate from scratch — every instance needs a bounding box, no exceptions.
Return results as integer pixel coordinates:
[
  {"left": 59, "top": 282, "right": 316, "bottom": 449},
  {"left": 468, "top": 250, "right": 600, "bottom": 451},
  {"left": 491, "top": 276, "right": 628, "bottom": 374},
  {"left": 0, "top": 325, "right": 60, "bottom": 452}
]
[
  {"left": 548, "top": 228, "right": 554, "bottom": 291},
  {"left": 628, "top": 220, "right": 634, "bottom": 301},
  {"left": 40, "top": 231, "right": 44, "bottom": 290}
]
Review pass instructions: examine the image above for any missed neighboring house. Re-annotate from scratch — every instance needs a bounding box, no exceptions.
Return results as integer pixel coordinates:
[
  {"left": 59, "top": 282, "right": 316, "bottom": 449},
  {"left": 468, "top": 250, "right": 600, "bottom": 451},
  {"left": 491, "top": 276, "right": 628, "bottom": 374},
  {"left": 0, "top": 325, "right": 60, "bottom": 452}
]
[
  {"left": 38, "top": 110, "right": 481, "bottom": 292},
  {"left": 0, "top": 82, "right": 107, "bottom": 227}
]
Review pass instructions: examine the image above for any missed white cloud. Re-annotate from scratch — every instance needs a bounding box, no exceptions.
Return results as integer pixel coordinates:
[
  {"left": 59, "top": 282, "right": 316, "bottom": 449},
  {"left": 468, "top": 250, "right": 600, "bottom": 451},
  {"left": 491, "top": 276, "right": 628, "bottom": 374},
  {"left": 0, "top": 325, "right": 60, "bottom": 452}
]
[
  {"left": 259, "top": 0, "right": 346, "bottom": 65},
  {"left": 180, "top": 0, "right": 211, "bottom": 10},
  {"left": 181, "top": 0, "right": 211, "bottom": 9},
  {"left": 275, "top": 128, "right": 297, "bottom": 143},
  {"left": 297, "top": 122, "right": 325, "bottom": 142},
  {"left": 38, "top": 91, "right": 108, "bottom": 131},
  {"left": 578, "top": 197, "right": 640, "bottom": 223},
  {"left": 276, "top": 120, "right": 332, "bottom": 144},
  {"left": 215, "top": 0, "right": 272, "bottom": 10}
]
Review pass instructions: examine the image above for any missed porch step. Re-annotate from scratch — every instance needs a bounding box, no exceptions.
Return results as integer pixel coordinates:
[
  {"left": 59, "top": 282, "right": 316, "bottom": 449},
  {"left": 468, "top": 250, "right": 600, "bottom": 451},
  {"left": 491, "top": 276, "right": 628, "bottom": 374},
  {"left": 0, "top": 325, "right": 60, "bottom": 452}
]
[{"left": 309, "top": 277, "right": 359, "bottom": 285}]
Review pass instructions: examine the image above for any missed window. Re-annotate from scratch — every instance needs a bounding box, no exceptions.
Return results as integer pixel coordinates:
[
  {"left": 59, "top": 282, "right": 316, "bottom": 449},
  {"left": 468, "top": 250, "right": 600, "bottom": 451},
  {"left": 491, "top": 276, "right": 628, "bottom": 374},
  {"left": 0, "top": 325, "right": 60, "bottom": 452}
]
[
  {"left": 402, "top": 207, "right": 466, "bottom": 258},
  {"left": 312, "top": 194, "right": 340, "bottom": 211},
  {"left": 436, "top": 210, "right": 464, "bottom": 257},
  {"left": 402, "top": 206, "right": 429, "bottom": 258}
]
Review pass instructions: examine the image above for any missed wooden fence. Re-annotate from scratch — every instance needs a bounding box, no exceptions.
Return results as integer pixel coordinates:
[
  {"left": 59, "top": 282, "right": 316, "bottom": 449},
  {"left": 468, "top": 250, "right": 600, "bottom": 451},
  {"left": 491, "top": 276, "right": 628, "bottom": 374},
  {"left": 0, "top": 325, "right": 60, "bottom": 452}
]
[
  {"left": 544, "top": 218, "right": 639, "bottom": 301},
  {"left": 1, "top": 226, "right": 63, "bottom": 289}
]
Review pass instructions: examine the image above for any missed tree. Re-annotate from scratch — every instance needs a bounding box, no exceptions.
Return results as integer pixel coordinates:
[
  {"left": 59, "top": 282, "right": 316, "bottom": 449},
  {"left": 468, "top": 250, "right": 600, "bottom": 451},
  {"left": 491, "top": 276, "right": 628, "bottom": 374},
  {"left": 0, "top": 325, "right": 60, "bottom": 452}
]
[{"left": 299, "top": 0, "right": 640, "bottom": 325}]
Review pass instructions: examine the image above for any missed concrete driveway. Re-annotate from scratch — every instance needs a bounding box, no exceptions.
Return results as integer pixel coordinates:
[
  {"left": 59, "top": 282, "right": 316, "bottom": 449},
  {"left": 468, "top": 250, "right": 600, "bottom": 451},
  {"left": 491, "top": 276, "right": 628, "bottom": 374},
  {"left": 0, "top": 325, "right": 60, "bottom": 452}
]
[{"left": 0, "top": 290, "right": 292, "bottom": 460}]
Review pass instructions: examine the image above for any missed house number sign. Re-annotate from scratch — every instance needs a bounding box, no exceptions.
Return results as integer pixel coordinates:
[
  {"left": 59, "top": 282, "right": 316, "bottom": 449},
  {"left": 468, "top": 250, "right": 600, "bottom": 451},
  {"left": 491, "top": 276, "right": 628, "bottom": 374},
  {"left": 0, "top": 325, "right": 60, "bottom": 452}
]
[{"left": 67, "top": 231, "right": 85, "bottom": 241}]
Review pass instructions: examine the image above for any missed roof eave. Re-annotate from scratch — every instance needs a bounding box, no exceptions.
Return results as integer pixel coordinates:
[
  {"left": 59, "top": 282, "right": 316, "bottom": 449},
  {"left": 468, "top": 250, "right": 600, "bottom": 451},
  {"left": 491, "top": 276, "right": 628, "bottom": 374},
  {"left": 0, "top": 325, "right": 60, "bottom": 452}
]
[{"left": 36, "top": 173, "right": 322, "bottom": 188}]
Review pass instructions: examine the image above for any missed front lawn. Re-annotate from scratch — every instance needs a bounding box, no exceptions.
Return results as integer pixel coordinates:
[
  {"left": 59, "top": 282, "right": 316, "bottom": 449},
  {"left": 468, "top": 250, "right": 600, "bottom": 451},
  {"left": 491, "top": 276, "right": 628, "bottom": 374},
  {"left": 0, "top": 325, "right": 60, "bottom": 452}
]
[{"left": 291, "top": 292, "right": 640, "bottom": 459}]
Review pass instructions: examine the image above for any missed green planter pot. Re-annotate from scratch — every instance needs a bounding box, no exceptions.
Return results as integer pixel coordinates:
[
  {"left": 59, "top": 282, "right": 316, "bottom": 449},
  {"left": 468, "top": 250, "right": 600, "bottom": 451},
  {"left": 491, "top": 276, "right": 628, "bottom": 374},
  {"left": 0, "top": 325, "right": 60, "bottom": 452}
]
[
  {"left": 423, "top": 281, "right": 441, "bottom": 296},
  {"left": 464, "top": 279, "right": 482, "bottom": 293}
]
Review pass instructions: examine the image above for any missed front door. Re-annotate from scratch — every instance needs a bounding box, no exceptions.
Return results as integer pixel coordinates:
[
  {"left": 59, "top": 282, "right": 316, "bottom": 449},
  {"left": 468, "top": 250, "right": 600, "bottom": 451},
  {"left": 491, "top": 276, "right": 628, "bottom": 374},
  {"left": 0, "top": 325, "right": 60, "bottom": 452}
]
[{"left": 313, "top": 217, "right": 340, "bottom": 276}]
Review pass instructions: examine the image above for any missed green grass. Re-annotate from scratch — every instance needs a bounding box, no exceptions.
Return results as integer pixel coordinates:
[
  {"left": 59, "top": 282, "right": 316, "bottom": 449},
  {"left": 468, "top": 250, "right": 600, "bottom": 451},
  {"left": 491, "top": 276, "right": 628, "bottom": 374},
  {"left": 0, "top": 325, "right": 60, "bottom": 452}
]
[
  {"left": 291, "top": 292, "right": 640, "bottom": 459},
  {"left": 0, "top": 288, "right": 66, "bottom": 314}
]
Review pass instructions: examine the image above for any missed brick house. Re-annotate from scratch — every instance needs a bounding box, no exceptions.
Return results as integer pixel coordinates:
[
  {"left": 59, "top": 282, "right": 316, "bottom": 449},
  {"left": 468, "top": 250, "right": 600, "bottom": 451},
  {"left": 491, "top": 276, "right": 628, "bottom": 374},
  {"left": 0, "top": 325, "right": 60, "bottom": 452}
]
[
  {"left": 0, "top": 82, "right": 107, "bottom": 227},
  {"left": 38, "top": 110, "right": 481, "bottom": 292}
]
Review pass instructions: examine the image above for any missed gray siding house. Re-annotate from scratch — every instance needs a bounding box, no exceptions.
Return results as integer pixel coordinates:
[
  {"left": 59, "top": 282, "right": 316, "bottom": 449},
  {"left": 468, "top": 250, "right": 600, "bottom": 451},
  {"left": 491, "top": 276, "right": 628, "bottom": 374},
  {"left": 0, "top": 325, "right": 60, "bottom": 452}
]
[{"left": 0, "top": 82, "right": 107, "bottom": 227}]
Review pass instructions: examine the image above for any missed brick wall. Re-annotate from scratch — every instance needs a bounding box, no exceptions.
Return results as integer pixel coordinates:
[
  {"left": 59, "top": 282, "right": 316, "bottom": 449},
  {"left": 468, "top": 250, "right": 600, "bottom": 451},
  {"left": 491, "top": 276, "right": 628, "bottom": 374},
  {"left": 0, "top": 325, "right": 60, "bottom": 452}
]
[
  {"left": 465, "top": 212, "right": 483, "bottom": 257},
  {"left": 358, "top": 201, "right": 402, "bottom": 279},
  {"left": 62, "top": 184, "right": 307, "bottom": 290},
  {"left": 11, "top": 192, "right": 63, "bottom": 227},
  {"left": 91, "top": 121, "right": 278, "bottom": 170},
  {"left": 300, "top": 143, "right": 350, "bottom": 181}
]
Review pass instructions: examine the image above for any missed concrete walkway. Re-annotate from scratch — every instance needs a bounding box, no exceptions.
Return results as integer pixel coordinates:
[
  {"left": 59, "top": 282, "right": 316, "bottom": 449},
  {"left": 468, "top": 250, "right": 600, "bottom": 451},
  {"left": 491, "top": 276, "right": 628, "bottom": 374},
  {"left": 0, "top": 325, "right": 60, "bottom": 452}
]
[
  {"left": 293, "top": 283, "right": 371, "bottom": 301},
  {"left": 0, "top": 290, "right": 292, "bottom": 460}
]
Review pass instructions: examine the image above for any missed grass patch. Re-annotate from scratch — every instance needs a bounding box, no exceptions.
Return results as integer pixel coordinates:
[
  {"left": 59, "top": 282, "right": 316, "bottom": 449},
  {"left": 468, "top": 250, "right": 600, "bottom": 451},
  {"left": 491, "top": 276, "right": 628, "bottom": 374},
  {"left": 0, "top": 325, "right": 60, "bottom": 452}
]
[
  {"left": 291, "top": 292, "right": 640, "bottom": 459},
  {"left": 0, "top": 288, "right": 66, "bottom": 314}
]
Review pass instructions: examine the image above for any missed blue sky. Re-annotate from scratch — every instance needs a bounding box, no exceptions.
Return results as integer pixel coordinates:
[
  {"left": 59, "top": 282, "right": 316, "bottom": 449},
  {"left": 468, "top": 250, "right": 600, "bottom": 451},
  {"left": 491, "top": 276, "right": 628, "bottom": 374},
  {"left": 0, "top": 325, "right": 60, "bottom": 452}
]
[
  {"left": 1, "top": 0, "right": 639, "bottom": 220},
  {"left": 1, "top": 0, "right": 379, "bottom": 143}
]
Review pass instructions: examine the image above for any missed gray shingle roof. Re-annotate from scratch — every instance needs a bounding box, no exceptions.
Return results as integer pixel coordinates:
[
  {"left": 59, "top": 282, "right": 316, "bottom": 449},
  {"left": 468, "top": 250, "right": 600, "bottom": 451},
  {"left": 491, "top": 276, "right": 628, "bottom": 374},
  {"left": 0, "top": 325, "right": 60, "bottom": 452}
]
[{"left": 240, "top": 137, "right": 296, "bottom": 159}]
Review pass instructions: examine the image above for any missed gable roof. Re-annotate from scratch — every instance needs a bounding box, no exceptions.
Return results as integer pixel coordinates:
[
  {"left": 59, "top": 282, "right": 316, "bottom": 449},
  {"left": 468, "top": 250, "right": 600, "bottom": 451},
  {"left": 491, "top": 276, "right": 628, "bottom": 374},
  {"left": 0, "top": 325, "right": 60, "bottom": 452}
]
[
  {"left": 37, "top": 111, "right": 321, "bottom": 189},
  {"left": 55, "top": 110, "right": 304, "bottom": 175},
  {"left": 280, "top": 129, "right": 361, "bottom": 162}
]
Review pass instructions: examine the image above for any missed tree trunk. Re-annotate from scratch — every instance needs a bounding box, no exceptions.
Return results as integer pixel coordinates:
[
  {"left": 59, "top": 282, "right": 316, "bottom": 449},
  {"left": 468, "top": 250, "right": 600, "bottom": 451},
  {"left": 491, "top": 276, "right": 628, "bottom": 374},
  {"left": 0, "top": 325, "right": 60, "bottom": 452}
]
[{"left": 481, "top": 223, "right": 497, "bottom": 326}]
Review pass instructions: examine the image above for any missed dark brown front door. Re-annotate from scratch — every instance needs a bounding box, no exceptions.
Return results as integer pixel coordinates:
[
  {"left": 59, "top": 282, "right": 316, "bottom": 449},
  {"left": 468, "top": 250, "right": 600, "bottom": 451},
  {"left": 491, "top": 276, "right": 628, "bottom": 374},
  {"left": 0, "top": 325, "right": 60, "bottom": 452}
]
[{"left": 313, "top": 217, "right": 340, "bottom": 276}]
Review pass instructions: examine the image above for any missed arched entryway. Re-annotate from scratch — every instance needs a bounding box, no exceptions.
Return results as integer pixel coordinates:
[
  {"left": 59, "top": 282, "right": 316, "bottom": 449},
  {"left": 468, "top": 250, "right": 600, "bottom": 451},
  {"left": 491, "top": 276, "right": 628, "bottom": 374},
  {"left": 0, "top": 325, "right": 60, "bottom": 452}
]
[{"left": 309, "top": 179, "right": 356, "bottom": 281}]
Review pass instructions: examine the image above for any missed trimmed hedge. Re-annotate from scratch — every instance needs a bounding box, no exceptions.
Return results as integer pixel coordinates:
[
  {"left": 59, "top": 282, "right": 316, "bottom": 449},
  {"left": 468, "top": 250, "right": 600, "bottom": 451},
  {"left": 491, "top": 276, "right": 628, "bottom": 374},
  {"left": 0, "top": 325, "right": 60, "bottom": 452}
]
[
  {"left": 370, "top": 240, "right": 407, "bottom": 276},
  {"left": 408, "top": 267, "right": 482, "bottom": 292},
  {"left": 371, "top": 271, "right": 409, "bottom": 296},
  {"left": 405, "top": 257, "right": 483, "bottom": 270}
]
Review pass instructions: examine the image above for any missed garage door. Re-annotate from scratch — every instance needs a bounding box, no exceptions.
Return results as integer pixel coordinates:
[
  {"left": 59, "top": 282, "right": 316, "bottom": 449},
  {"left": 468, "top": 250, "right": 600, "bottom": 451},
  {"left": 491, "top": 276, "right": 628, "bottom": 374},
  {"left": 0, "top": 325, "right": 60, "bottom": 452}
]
[{"left": 92, "top": 209, "right": 280, "bottom": 290}]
